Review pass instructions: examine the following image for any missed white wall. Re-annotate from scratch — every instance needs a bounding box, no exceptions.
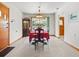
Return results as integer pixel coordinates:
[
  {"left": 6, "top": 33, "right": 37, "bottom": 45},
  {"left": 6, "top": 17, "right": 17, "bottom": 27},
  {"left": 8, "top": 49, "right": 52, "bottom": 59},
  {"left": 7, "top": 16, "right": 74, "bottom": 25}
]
[
  {"left": 56, "top": 2, "right": 79, "bottom": 48},
  {"left": 3, "top": 3, "right": 22, "bottom": 43},
  {"left": 55, "top": 12, "right": 59, "bottom": 37},
  {"left": 49, "top": 14, "right": 55, "bottom": 35},
  {"left": 23, "top": 13, "right": 55, "bottom": 35}
]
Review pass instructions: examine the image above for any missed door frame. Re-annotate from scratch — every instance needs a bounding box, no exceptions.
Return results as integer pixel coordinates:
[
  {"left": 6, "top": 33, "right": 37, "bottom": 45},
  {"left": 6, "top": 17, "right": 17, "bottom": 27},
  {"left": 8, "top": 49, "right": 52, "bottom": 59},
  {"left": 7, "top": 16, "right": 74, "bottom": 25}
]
[{"left": 22, "top": 18, "right": 30, "bottom": 37}]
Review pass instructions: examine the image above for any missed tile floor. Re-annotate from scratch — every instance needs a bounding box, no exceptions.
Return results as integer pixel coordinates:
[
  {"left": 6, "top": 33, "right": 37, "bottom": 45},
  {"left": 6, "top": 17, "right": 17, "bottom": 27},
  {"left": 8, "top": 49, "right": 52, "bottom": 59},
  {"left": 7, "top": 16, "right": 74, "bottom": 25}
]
[{"left": 5, "top": 36, "right": 79, "bottom": 57}]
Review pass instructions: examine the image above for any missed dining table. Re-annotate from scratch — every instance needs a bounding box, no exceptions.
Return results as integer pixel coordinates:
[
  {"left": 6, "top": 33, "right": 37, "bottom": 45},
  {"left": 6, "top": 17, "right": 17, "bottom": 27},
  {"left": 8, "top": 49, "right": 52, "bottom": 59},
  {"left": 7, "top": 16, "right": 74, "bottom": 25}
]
[{"left": 29, "top": 32, "right": 49, "bottom": 43}]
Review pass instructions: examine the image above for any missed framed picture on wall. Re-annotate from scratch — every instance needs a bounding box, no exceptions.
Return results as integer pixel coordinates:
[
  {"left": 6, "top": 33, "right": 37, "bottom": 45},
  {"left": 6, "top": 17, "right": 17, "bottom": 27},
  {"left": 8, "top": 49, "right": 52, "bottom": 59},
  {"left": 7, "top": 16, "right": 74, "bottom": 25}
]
[{"left": 69, "top": 11, "right": 79, "bottom": 22}]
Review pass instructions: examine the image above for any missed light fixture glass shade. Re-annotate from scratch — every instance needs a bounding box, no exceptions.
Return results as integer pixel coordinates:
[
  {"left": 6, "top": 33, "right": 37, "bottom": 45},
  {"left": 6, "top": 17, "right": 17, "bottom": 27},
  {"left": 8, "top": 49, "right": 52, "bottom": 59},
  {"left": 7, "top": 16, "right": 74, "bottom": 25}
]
[
  {"left": 36, "top": 15, "right": 43, "bottom": 18},
  {"left": 35, "top": 14, "right": 46, "bottom": 18}
]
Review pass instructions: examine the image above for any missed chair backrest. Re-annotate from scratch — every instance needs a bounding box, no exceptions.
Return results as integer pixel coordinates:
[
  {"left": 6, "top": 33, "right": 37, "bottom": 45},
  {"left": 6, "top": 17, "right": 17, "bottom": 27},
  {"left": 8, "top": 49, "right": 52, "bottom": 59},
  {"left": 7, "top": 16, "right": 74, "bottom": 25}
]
[
  {"left": 40, "top": 30, "right": 44, "bottom": 33},
  {"left": 35, "top": 30, "right": 39, "bottom": 33},
  {"left": 35, "top": 28, "right": 44, "bottom": 39},
  {"left": 35, "top": 28, "right": 44, "bottom": 33}
]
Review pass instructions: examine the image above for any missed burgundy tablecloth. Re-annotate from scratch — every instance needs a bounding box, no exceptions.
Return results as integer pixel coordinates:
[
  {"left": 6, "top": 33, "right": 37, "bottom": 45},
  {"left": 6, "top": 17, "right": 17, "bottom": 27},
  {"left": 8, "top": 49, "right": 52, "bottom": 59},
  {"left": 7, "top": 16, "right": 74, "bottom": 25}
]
[{"left": 29, "top": 32, "right": 49, "bottom": 42}]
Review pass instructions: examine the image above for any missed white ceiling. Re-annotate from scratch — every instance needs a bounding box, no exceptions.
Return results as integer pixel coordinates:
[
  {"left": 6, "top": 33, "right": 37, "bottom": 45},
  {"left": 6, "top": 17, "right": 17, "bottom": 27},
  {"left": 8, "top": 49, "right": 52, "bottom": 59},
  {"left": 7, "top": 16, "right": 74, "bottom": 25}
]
[{"left": 9, "top": 2, "right": 67, "bottom": 14}]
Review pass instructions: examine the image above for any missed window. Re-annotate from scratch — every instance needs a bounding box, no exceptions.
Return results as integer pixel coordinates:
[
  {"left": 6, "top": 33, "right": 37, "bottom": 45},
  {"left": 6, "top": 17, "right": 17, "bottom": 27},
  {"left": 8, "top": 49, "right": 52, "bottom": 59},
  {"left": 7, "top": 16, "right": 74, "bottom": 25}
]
[{"left": 32, "top": 17, "right": 49, "bottom": 32}]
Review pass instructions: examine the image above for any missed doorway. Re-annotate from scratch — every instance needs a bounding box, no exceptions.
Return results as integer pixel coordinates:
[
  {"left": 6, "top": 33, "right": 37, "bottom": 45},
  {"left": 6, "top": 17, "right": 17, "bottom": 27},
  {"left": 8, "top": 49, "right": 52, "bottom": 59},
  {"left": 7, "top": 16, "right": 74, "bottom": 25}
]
[
  {"left": 59, "top": 17, "right": 64, "bottom": 38},
  {"left": 22, "top": 18, "right": 30, "bottom": 37}
]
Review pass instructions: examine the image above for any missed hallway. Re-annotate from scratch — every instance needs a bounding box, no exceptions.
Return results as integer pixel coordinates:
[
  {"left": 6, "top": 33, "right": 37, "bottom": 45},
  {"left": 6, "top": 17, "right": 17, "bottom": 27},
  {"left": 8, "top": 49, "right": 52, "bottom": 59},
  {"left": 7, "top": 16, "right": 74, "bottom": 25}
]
[
  {"left": 1, "top": 2, "right": 79, "bottom": 57},
  {"left": 5, "top": 36, "right": 79, "bottom": 57}
]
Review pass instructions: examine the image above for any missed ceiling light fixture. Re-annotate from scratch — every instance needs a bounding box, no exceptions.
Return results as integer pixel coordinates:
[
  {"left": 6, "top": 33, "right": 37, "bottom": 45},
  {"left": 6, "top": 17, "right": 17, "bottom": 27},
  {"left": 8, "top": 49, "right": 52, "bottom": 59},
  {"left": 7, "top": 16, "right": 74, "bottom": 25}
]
[{"left": 35, "top": 3, "right": 45, "bottom": 18}]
